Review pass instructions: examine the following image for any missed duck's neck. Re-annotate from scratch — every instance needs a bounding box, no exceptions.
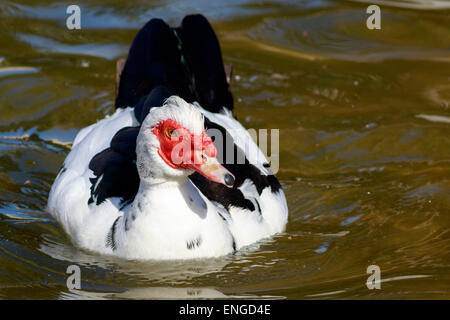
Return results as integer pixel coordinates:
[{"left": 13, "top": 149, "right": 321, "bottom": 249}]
[
  {"left": 130, "top": 177, "right": 188, "bottom": 217},
  {"left": 123, "top": 175, "right": 208, "bottom": 228}
]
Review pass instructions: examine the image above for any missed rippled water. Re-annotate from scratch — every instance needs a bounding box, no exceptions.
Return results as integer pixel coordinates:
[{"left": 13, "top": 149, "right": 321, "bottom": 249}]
[{"left": 0, "top": 0, "right": 449, "bottom": 299}]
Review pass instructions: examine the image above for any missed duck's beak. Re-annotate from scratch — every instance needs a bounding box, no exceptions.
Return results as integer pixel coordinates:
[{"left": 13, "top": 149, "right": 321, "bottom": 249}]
[{"left": 187, "top": 151, "right": 235, "bottom": 188}]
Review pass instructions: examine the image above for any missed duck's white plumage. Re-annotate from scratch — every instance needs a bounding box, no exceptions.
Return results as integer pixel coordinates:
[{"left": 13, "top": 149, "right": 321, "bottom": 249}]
[{"left": 47, "top": 15, "right": 288, "bottom": 260}]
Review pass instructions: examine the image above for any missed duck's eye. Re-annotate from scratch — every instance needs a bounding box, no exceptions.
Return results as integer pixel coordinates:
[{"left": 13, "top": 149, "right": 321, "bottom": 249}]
[{"left": 165, "top": 128, "right": 176, "bottom": 139}]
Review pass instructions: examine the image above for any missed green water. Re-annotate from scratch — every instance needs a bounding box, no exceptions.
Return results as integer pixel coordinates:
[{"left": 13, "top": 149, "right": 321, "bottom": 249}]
[{"left": 0, "top": 0, "right": 449, "bottom": 299}]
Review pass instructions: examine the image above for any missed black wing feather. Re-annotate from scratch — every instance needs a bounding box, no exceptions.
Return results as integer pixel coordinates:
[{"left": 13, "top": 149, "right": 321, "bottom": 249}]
[{"left": 88, "top": 127, "right": 140, "bottom": 206}]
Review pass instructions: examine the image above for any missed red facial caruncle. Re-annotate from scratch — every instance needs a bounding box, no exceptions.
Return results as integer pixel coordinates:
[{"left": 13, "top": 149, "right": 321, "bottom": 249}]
[{"left": 151, "top": 119, "right": 235, "bottom": 187}]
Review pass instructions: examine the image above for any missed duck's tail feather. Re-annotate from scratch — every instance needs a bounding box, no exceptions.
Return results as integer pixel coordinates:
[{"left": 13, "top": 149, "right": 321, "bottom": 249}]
[
  {"left": 115, "top": 18, "right": 193, "bottom": 110},
  {"left": 115, "top": 15, "right": 233, "bottom": 116},
  {"left": 175, "top": 14, "right": 233, "bottom": 113}
]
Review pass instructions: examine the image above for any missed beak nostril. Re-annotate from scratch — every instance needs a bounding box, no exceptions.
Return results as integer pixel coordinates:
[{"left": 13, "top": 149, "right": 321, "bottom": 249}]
[{"left": 224, "top": 173, "right": 235, "bottom": 187}]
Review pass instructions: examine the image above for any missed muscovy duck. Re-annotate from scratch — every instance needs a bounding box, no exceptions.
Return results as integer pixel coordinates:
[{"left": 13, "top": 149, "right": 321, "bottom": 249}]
[{"left": 47, "top": 15, "right": 288, "bottom": 260}]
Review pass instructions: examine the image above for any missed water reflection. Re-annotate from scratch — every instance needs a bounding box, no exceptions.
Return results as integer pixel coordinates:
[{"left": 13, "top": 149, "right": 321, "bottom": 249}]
[
  {"left": 61, "top": 286, "right": 284, "bottom": 300},
  {"left": 39, "top": 233, "right": 231, "bottom": 284}
]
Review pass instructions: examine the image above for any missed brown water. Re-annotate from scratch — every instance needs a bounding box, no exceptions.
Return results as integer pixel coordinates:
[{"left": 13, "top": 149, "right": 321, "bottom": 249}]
[{"left": 0, "top": 0, "right": 449, "bottom": 299}]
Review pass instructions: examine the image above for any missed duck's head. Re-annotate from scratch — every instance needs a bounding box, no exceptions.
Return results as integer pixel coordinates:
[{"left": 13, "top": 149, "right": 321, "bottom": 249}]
[{"left": 136, "top": 96, "right": 234, "bottom": 187}]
